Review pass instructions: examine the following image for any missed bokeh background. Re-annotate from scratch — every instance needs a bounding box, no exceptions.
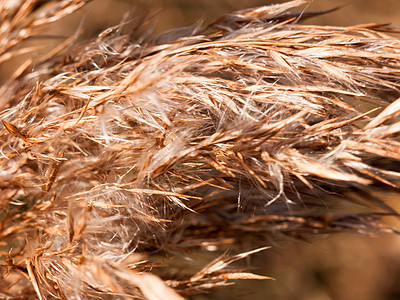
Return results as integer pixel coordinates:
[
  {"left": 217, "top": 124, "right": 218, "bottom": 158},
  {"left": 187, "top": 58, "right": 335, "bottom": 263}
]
[
  {"left": 77, "top": 0, "right": 400, "bottom": 34},
  {"left": 3, "top": 1, "right": 400, "bottom": 299}
]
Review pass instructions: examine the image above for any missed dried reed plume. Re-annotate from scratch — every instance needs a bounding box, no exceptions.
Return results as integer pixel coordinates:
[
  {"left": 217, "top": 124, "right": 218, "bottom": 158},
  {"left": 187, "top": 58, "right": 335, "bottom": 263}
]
[{"left": 1, "top": 0, "right": 400, "bottom": 298}]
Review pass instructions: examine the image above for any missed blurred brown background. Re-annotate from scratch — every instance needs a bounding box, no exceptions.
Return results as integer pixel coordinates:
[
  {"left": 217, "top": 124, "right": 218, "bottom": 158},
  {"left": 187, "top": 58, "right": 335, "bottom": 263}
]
[
  {"left": 3, "top": 1, "right": 400, "bottom": 299},
  {"left": 78, "top": 0, "right": 400, "bottom": 33}
]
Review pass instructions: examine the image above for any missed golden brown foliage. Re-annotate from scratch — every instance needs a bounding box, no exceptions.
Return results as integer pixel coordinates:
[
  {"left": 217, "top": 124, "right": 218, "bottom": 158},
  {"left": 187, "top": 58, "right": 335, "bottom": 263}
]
[{"left": 1, "top": 0, "right": 400, "bottom": 298}]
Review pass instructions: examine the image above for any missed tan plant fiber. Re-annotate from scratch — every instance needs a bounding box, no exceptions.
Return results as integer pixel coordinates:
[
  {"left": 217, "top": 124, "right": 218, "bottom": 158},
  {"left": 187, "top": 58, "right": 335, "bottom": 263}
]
[{"left": 1, "top": 0, "right": 400, "bottom": 298}]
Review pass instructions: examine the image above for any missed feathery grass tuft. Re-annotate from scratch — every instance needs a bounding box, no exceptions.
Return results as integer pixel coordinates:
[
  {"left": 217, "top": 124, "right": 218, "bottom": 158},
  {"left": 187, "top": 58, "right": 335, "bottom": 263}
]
[{"left": 1, "top": 0, "right": 400, "bottom": 298}]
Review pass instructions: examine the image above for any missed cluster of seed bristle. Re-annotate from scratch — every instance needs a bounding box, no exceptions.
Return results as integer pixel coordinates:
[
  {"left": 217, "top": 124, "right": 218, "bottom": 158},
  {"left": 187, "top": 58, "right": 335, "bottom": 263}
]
[{"left": 1, "top": 0, "right": 400, "bottom": 298}]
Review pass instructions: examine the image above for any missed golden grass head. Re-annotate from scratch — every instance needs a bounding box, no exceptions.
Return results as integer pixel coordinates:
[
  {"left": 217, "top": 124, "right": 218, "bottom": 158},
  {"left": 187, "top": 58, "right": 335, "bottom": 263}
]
[{"left": 1, "top": 0, "right": 400, "bottom": 298}]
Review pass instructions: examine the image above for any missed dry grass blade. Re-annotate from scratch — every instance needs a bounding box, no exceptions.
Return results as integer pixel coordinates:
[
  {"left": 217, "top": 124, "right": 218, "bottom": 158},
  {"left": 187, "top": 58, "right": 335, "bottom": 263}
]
[
  {"left": 0, "top": 0, "right": 88, "bottom": 61},
  {"left": 365, "top": 96, "right": 400, "bottom": 129}
]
